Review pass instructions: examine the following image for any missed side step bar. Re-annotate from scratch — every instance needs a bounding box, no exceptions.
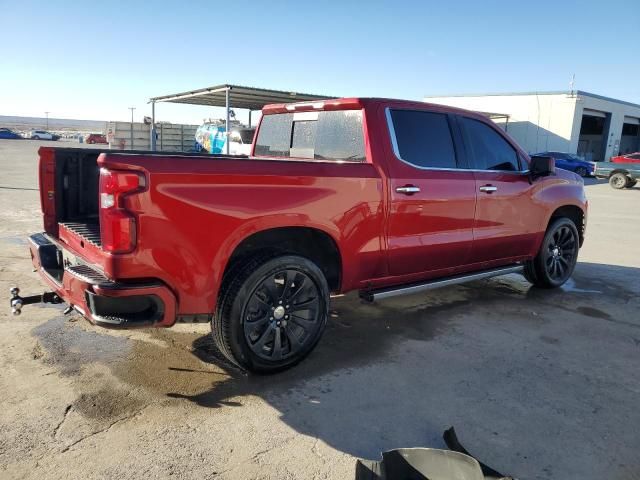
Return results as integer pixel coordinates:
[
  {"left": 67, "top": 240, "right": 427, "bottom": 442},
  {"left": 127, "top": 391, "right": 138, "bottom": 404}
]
[{"left": 360, "top": 264, "right": 524, "bottom": 302}]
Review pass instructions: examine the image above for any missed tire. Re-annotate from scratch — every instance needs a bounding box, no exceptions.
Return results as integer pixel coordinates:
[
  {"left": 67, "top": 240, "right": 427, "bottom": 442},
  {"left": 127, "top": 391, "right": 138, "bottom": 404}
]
[
  {"left": 524, "top": 217, "right": 580, "bottom": 289},
  {"left": 212, "top": 254, "right": 330, "bottom": 373},
  {"left": 609, "top": 173, "right": 628, "bottom": 189},
  {"left": 625, "top": 178, "right": 637, "bottom": 188},
  {"left": 33, "top": 136, "right": 40, "bottom": 140},
  {"left": 575, "top": 166, "right": 588, "bottom": 177}
]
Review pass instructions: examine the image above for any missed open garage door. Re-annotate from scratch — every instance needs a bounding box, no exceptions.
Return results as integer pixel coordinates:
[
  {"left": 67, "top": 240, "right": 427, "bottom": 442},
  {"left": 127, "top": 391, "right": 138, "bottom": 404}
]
[
  {"left": 578, "top": 109, "right": 609, "bottom": 161},
  {"left": 620, "top": 116, "right": 640, "bottom": 155}
]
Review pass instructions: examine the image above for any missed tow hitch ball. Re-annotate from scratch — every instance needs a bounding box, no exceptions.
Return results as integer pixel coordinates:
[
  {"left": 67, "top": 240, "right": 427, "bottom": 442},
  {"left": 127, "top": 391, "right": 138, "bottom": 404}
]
[{"left": 9, "top": 287, "right": 63, "bottom": 316}]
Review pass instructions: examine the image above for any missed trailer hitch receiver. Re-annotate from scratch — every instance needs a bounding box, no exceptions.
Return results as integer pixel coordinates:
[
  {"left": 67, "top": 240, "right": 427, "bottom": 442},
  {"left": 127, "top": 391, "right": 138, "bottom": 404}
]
[{"left": 9, "top": 287, "right": 63, "bottom": 316}]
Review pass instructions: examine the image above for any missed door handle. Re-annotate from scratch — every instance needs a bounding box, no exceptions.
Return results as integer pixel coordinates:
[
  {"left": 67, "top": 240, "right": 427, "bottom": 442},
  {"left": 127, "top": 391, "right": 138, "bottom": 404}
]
[
  {"left": 479, "top": 185, "right": 497, "bottom": 193},
  {"left": 395, "top": 185, "right": 421, "bottom": 195}
]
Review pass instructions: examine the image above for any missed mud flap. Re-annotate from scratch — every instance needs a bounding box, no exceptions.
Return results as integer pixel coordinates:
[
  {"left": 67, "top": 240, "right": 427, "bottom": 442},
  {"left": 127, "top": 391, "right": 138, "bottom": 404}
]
[
  {"left": 355, "top": 427, "right": 513, "bottom": 480},
  {"left": 443, "top": 427, "right": 507, "bottom": 479}
]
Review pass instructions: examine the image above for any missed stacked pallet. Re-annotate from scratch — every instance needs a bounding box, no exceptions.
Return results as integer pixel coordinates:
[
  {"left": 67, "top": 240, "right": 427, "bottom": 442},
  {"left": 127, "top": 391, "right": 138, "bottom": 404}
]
[{"left": 106, "top": 122, "right": 198, "bottom": 152}]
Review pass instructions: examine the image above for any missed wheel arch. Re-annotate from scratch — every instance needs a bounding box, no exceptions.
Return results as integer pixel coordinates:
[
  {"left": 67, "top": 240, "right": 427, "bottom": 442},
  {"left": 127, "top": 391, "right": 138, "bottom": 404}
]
[
  {"left": 609, "top": 169, "right": 630, "bottom": 177},
  {"left": 548, "top": 205, "right": 585, "bottom": 247},
  {"left": 215, "top": 226, "right": 343, "bottom": 305}
]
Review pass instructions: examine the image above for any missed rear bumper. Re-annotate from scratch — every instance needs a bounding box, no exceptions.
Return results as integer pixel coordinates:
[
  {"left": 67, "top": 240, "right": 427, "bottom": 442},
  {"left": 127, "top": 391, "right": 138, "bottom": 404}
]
[{"left": 28, "top": 233, "right": 176, "bottom": 328}]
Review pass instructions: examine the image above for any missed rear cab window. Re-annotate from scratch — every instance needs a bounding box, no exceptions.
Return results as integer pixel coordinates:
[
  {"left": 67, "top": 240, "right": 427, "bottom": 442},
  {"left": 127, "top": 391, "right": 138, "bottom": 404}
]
[{"left": 254, "top": 110, "right": 366, "bottom": 162}]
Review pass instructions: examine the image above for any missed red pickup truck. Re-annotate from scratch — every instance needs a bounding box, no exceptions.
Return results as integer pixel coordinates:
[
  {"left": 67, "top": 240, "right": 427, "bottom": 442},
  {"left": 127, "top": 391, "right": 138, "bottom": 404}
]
[{"left": 13, "top": 98, "right": 587, "bottom": 372}]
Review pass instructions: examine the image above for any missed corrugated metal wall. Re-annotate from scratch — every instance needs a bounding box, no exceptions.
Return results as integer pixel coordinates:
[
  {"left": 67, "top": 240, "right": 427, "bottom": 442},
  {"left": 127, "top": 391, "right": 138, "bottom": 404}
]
[{"left": 107, "top": 122, "right": 198, "bottom": 151}]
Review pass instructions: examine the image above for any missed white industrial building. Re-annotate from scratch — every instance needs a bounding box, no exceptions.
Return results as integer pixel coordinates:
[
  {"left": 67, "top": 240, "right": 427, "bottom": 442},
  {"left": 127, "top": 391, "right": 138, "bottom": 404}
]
[{"left": 425, "top": 91, "right": 640, "bottom": 161}]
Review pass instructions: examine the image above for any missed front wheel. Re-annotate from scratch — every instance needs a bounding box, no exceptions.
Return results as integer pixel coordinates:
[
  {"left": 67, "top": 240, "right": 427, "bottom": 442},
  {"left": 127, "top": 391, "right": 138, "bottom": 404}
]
[
  {"left": 212, "top": 254, "right": 329, "bottom": 373},
  {"left": 524, "top": 217, "right": 579, "bottom": 289}
]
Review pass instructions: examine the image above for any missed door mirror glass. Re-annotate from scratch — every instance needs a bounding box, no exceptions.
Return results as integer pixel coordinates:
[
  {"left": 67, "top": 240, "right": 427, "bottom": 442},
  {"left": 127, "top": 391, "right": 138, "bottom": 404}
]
[{"left": 530, "top": 156, "right": 555, "bottom": 178}]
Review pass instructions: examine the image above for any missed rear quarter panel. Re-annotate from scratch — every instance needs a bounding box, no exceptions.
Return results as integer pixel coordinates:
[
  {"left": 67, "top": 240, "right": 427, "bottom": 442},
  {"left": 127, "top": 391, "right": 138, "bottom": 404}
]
[{"left": 98, "top": 154, "right": 384, "bottom": 314}]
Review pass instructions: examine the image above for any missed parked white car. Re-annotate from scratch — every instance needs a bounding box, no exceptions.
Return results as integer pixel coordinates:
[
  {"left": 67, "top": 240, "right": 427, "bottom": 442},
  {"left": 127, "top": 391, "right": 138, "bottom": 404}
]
[
  {"left": 228, "top": 128, "right": 255, "bottom": 155},
  {"left": 28, "top": 130, "right": 60, "bottom": 141}
]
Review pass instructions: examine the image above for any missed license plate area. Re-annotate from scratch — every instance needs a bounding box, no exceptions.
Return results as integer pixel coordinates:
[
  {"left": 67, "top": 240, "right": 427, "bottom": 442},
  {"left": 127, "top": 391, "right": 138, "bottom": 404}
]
[{"left": 62, "top": 248, "right": 82, "bottom": 269}]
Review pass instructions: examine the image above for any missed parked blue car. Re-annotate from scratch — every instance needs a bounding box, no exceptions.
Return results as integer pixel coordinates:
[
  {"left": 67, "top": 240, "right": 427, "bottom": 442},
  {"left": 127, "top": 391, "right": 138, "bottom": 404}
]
[
  {"left": 533, "top": 151, "right": 594, "bottom": 177},
  {"left": 0, "top": 128, "right": 23, "bottom": 139}
]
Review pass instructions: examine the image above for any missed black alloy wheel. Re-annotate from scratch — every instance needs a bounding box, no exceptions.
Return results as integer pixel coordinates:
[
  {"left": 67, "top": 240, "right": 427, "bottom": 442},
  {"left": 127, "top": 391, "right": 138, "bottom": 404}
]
[
  {"left": 243, "top": 268, "right": 323, "bottom": 362},
  {"left": 543, "top": 224, "right": 577, "bottom": 284},
  {"left": 524, "top": 217, "right": 580, "bottom": 288},
  {"left": 212, "top": 254, "right": 329, "bottom": 372},
  {"left": 575, "top": 166, "right": 588, "bottom": 177}
]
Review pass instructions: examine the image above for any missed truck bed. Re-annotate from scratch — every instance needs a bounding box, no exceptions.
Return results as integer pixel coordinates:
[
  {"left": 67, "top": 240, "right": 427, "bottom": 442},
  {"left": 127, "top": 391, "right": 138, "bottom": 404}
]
[{"left": 40, "top": 146, "right": 246, "bottom": 246}]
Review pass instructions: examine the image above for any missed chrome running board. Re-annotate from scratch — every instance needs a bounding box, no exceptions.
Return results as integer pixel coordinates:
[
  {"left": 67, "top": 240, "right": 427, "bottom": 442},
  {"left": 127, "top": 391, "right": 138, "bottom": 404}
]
[{"left": 360, "top": 264, "right": 524, "bottom": 302}]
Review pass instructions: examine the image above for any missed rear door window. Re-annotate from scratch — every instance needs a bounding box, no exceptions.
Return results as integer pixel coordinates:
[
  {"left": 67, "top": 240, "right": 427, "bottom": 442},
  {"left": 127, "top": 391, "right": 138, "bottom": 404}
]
[
  {"left": 254, "top": 110, "right": 365, "bottom": 161},
  {"left": 460, "top": 117, "right": 520, "bottom": 171},
  {"left": 388, "top": 109, "right": 457, "bottom": 169}
]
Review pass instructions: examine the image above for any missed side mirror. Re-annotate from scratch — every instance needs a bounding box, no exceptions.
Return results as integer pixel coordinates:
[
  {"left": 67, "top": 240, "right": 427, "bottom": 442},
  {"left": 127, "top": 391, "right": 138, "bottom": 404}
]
[{"left": 529, "top": 155, "right": 555, "bottom": 179}]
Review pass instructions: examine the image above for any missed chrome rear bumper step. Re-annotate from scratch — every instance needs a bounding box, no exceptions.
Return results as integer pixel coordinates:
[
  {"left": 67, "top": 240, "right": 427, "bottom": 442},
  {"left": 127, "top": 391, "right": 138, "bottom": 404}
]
[{"left": 360, "top": 264, "right": 524, "bottom": 302}]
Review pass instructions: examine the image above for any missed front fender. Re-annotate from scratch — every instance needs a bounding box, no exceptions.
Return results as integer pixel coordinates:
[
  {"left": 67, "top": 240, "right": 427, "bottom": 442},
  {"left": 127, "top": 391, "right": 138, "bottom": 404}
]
[{"left": 531, "top": 170, "right": 587, "bottom": 249}]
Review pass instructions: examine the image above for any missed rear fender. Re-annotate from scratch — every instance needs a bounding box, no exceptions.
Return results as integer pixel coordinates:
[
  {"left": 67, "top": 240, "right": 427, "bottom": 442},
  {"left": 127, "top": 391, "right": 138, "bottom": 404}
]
[{"left": 208, "top": 216, "right": 342, "bottom": 311}]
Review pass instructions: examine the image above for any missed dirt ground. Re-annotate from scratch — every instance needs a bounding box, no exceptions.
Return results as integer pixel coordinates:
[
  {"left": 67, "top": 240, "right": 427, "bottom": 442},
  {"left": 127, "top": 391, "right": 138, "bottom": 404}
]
[{"left": 1, "top": 139, "right": 639, "bottom": 480}]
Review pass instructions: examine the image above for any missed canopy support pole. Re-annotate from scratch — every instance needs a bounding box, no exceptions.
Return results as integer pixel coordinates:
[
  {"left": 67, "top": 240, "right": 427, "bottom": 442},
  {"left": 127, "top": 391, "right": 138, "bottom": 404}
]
[
  {"left": 225, "top": 88, "right": 230, "bottom": 155},
  {"left": 150, "top": 101, "right": 157, "bottom": 151}
]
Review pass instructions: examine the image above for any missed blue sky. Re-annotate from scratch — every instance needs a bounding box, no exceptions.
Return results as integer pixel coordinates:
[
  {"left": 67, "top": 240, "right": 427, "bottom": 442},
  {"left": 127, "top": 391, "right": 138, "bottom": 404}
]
[{"left": 1, "top": 0, "right": 638, "bottom": 124}]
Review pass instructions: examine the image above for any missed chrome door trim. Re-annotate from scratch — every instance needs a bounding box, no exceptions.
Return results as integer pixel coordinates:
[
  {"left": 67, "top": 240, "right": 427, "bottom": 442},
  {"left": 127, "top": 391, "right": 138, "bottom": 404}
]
[{"left": 385, "top": 107, "right": 530, "bottom": 175}]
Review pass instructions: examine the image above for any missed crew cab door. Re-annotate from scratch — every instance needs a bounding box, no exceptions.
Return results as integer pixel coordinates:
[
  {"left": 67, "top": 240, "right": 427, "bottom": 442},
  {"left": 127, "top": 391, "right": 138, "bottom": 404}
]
[
  {"left": 457, "top": 115, "right": 540, "bottom": 262},
  {"left": 383, "top": 108, "right": 477, "bottom": 276}
]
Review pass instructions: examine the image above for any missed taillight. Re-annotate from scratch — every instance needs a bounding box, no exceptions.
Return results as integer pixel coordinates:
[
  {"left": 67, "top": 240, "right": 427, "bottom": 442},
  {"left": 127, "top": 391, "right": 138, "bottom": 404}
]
[{"left": 99, "top": 168, "right": 145, "bottom": 253}]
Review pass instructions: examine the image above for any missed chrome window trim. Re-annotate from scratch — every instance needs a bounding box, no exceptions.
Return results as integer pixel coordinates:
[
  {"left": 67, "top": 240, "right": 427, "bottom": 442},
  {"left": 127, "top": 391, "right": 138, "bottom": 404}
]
[{"left": 385, "top": 107, "right": 529, "bottom": 174}]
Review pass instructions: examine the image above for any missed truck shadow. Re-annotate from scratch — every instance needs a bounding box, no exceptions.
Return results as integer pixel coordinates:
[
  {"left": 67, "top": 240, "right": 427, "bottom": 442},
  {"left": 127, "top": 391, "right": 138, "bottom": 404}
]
[
  {"left": 31, "top": 261, "right": 640, "bottom": 476},
  {"left": 164, "top": 261, "right": 640, "bottom": 469}
]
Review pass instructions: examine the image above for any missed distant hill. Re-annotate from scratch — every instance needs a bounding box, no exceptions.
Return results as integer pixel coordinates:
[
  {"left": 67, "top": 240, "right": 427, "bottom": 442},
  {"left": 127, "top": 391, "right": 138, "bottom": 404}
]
[{"left": 0, "top": 115, "right": 108, "bottom": 133}]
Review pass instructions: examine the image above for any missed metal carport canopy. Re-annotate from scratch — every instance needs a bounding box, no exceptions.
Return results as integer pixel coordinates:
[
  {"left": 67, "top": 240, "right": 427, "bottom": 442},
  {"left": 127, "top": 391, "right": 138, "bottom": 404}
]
[
  {"left": 148, "top": 84, "right": 336, "bottom": 152},
  {"left": 149, "top": 84, "right": 335, "bottom": 110}
]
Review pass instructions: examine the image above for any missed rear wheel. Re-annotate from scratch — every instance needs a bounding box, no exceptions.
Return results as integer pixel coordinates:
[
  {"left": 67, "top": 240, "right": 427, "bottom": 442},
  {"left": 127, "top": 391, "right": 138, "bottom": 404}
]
[
  {"left": 524, "top": 217, "right": 579, "bottom": 289},
  {"left": 212, "top": 254, "right": 329, "bottom": 373},
  {"left": 609, "top": 173, "right": 628, "bottom": 189},
  {"left": 575, "top": 166, "right": 588, "bottom": 177},
  {"left": 33, "top": 135, "right": 40, "bottom": 140}
]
